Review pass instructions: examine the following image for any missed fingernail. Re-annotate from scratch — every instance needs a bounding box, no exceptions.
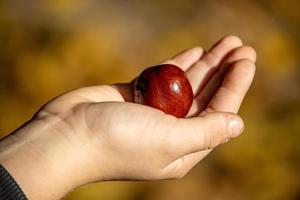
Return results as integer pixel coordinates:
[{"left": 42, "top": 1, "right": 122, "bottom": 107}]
[{"left": 229, "top": 119, "right": 243, "bottom": 137}]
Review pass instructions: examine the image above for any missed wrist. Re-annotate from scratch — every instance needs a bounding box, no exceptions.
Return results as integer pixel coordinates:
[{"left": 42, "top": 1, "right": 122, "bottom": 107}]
[{"left": 0, "top": 115, "right": 98, "bottom": 199}]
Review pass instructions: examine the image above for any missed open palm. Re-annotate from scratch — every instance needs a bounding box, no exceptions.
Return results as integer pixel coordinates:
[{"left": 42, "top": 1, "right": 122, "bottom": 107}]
[{"left": 36, "top": 35, "right": 256, "bottom": 182}]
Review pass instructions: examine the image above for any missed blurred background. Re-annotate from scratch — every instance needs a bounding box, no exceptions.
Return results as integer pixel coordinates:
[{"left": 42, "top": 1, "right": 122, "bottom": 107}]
[{"left": 0, "top": 0, "right": 299, "bottom": 199}]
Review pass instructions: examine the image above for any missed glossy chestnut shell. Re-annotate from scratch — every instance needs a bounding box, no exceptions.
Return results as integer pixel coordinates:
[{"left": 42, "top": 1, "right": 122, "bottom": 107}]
[{"left": 134, "top": 64, "right": 193, "bottom": 118}]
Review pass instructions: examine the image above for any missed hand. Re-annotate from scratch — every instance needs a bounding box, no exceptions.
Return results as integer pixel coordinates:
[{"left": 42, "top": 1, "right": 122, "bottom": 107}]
[{"left": 0, "top": 35, "right": 256, "bottom": 200}]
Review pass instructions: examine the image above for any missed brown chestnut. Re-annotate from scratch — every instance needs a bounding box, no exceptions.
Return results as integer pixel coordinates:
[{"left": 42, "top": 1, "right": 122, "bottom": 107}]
[{"left": 134, "top": 64, "right": 193, "bottom": 118}]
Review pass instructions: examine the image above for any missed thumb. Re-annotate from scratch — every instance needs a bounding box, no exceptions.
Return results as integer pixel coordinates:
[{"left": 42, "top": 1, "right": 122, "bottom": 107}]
[{"left": 169, "top": 112, "right": 244, "bottom": 157}]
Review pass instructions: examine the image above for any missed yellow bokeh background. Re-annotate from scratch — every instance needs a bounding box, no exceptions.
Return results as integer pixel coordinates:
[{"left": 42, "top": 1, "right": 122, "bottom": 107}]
[{"left": 0, "top": 0, "right": 300, "bottom": 199}]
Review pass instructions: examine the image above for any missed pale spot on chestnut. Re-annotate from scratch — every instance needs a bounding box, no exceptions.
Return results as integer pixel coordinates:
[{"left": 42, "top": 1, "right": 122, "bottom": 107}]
[{"left": 171, "top": 81, "right": 180, "bottom": 94}]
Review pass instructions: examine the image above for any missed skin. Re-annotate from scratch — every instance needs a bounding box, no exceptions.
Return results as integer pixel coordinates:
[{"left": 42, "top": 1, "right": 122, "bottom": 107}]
[{"left": 0, "top": 35, "right": 256, "bottom": 200}]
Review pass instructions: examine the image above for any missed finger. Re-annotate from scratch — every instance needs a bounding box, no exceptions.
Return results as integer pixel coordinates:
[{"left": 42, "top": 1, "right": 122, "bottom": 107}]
[
  {"left": 204, "top": 59, "right": 256, "bottom": 113},
  {"left": 222, "top": 45, "right": 256, "bottom": 64},
  {"left": 113, "top": 47, "right": 204, "bottom": 102},
  {"left": 186, "top": 35, "right": 243, "bottom": 95},
  {"left": 195, "top": 46, "right": 257, "bottom": 112},
  {"left": 166, "top": 112, "right": 244, "bottom": 157},
  {"left": 183, "top": 47, "right": 256, "bottom": 165},
  {"left": 177, "top": 45, "right": 255, "bottom": 166},
  {"left": 186, "top": 45, "right": 255, "bottom": 117},
  {"left": 162, "top": 47, "right": 204, "bottom": 71}
]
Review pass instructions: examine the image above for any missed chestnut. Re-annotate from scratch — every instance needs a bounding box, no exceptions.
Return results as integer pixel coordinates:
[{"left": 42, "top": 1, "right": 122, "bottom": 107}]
[{"left": 134, "top": 64, "right": 193, "bottom": 118}]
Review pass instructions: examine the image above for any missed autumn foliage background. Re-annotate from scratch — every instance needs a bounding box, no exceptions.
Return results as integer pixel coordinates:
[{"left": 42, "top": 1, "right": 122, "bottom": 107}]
[{"left": 0, "top": 0, "right": 300, "bottom": 199}]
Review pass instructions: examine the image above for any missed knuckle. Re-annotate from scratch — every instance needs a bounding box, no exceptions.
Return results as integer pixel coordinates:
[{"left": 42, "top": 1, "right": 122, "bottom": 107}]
[
  {"left": 222, "top": 113, "right": 237, "bottom": 124},
  {"left": 234, "top": 58, "right": 256, "bottom": 74},
  {"left": 202, "top": 113, "right": 231, "bottom": 148},
  {"left": 202, "top": 128, "right": 215, "bottom": 149},
  {"left": 204, "top": 50, "right": 219, "bottom": 67},
  {"left": 242, "top": 46, "right": 257, "bottom": 61},
  {"left": 197, "top": 119, "right": 214, "bottom": 149},
  {"left": 231, "top": 46, "right": 257, "bottom": 62}
]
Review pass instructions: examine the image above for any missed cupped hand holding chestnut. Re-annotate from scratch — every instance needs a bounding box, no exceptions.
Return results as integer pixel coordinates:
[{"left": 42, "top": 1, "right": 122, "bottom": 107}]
[{"left": 0, "top": 36, "right": 256, "bottom": 200}]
